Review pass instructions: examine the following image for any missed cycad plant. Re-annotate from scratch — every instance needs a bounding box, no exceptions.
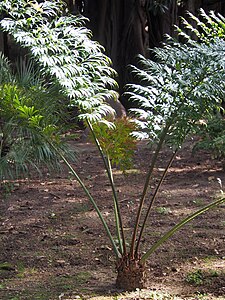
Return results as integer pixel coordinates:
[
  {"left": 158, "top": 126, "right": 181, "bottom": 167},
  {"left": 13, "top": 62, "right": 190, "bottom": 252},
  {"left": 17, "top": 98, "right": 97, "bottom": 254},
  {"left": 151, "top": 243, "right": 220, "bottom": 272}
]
[
  {"left": 1, "top": 2, "right": 225, "bottom": 291},
  {"left": 179, "top": 8, "right": 225, "bottom": 170},
  {"left": 118, "top": 10, "right": 225, "bottom": 289}
]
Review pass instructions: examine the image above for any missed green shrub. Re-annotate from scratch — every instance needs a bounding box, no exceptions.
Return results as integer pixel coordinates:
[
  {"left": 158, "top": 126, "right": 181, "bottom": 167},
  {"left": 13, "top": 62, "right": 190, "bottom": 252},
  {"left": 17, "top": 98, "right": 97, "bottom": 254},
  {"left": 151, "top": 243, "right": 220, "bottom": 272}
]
[
  {"left": 0, "top": 53, "right": 73, "bottom": 179},
  {"left": 91, "top": 117, "right": 137, "bottom": 171}
]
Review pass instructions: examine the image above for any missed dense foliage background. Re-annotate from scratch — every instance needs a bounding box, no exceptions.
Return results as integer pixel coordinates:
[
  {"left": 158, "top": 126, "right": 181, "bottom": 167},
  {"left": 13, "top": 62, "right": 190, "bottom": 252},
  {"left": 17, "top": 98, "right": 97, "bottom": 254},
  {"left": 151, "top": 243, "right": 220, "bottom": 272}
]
[{"left": 1, "top": 0, "right": 225, "bottom": 107}]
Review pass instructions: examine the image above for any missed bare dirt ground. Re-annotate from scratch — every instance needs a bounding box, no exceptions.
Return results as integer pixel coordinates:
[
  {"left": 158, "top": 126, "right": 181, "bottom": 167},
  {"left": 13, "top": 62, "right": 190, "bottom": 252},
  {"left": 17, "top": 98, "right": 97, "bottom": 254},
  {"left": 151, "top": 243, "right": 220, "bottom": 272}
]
[{"left": 0, "top": 137, "right": 224, "bottom": 300}]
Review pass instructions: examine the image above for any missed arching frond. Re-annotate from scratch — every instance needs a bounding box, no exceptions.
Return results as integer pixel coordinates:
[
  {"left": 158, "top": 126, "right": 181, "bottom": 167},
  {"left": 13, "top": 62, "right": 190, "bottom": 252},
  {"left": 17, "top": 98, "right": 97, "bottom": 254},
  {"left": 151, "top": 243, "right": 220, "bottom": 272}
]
[
  {"left": 0, "top": 0, "right": 118, "bottom": 123},
  {"left": 127, "top": 10, "right": 225, "bottom": 148}
]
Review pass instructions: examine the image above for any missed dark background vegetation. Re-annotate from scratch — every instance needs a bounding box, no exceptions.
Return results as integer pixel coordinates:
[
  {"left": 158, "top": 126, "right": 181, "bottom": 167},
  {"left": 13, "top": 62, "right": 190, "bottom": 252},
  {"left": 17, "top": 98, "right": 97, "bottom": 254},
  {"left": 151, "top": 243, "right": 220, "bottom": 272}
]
[{"left": 67, "top": 0, "right": 225, "bottom": 107}]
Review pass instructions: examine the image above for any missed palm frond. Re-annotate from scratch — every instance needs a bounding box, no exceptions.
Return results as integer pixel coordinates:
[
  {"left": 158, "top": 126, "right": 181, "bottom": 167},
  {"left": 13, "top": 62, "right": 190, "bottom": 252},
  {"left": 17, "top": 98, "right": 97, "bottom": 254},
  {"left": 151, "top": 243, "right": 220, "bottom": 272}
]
[
  {"left": 14, "top": 57, "right": 43, "bottom": 88},
  {"left": 0, "top": 52, "right": 13, "bottom": 83}
]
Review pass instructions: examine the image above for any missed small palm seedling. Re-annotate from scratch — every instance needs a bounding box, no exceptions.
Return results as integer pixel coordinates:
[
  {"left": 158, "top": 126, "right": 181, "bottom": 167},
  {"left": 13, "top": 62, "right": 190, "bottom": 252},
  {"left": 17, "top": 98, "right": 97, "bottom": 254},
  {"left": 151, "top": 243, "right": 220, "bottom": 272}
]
[
  {"left": 186, "top": 268, "right": 221, "bottom": 287},
  {"left": 186, "top": 269, "right": 204, "bottom": 286},
  {"left": 1, "top": 2, "right": 225, "bottom": 291}
]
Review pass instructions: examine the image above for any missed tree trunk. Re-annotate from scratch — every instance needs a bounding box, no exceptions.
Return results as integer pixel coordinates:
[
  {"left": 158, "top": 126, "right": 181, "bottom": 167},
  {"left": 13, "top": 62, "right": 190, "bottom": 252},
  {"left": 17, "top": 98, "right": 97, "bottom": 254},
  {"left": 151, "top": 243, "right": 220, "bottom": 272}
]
[
  {"left": 116, "top": 255, "right": 147, "bottom": 291},
  {"left": 147, "top": 0, "right": 179, "bottom": 48},
  {"left": 0, "top": 13, "right": 9, "bottom": 57},
  {"left": 0, "top": 32, "right": 4, "bottom": 53},
  {"left": 82, "top": 0, "right": 148, "bottom": 107}
]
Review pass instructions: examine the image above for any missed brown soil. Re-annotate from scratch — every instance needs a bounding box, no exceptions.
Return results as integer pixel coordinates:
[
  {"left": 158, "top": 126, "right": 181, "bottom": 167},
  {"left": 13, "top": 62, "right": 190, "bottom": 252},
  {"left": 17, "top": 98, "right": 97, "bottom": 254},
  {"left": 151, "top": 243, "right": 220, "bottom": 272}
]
[{"left": 0, "top": 138, "right": 224, "bottom": 300}]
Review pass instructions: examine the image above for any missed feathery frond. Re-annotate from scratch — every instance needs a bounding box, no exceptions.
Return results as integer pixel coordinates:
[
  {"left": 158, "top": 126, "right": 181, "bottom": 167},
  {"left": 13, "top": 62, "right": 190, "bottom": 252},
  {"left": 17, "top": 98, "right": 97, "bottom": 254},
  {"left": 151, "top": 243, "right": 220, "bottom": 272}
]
[
  {"left": 0, "top": 0, "right": 118, "bottom": 123},
  {"left": 127, "top": 12, "right": 225, "bottom": 147}
]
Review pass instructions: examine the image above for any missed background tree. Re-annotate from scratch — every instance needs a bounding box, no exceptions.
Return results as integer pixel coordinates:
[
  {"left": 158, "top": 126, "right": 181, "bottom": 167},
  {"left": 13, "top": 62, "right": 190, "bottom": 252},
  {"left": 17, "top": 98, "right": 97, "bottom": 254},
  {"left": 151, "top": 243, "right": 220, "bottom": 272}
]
[{"left": 69, "top": 0, "right": 225, "bottom": 107}]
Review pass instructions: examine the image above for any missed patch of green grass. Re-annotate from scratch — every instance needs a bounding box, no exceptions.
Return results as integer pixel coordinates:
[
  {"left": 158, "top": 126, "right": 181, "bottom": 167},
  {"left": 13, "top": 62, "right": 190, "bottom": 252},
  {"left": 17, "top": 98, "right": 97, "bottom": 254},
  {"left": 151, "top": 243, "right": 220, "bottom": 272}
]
[
  {"left": 62, "top": 233, "right": 78, "bottom": 240},
  {"left": 186, "top": 268, "right": 222, "bottom": 288},
  {"left": 186, "top": 269, "right": 204, "bottom": 285},
  {"left": 209, "top": 269, "right": 219, "bottom": 277},
  {"left": 18, "top": 267, "right": 37, "bottom": 278},
  {"left": 75, "top": 271, "right": 92, "bottom": 284},
  {"left": 155, "top": 206, "right": 171, "bottom": 215},
  {"left": 1, "top": 273, "right": 86, "bottom": 300},
  {"left": 4, "top": 279, "right": 72, "bottom": 300},
  {"left": 192, "top": 198, "right": 205, "bottom": 207},
  {"left": 0, "top": 262, "right": 14, "bottom": 271},
  {"left": 16, "top": 262, "right": 37, "bottom": 278},
  {"left": 73, "top": 203, "right": 91, "bottom": 213},
  {"left": 194, "top": 291, "right": 209, "bottom": 299},
  {"left": 202, "top": 255, "right": 218, "bottom": 263},
  {"left": 112, "top": 168, "right": 142, "bottom": 175}
]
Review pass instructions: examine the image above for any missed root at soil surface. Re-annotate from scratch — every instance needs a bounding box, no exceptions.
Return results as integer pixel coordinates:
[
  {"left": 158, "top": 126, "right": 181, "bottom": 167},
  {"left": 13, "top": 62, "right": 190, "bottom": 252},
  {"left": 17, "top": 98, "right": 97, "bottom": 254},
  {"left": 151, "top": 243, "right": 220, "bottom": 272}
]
[{"left": 116, "top": 255, "right": 147, "bottom": 291}]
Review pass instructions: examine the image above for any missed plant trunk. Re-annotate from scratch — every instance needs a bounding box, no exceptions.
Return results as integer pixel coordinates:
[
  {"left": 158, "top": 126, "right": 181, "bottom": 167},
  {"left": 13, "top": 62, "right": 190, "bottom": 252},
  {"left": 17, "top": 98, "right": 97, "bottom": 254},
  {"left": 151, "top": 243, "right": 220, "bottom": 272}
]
[{"left": 116, "top": 255, "right": 147, "bottom": 291}]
